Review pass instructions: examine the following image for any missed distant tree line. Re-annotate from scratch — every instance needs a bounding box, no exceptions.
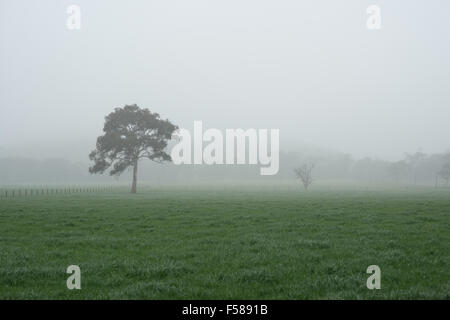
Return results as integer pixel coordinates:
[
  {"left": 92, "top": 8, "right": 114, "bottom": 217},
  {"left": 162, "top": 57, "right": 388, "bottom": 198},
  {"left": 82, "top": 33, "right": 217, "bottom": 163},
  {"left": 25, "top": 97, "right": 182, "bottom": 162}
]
[
  {"left": 292, "top": 151, "right": 450, "bottom": 189},
  {"left": 1, "top": 151, "right": 449, "bottom": 186}
]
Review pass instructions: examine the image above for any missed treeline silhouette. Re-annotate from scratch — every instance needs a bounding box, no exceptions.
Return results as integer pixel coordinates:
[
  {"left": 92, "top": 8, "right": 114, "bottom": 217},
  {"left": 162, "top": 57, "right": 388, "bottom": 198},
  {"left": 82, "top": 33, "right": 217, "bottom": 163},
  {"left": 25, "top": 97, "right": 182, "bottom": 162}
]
[{"left": 0, "top": 150, "right": 449, "bottom": 186}]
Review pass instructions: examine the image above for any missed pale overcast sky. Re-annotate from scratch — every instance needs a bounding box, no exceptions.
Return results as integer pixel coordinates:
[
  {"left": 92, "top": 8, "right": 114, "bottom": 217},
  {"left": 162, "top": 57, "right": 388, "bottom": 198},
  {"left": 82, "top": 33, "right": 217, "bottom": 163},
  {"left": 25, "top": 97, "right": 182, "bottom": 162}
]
[{"left": 1, "top": 0, "right": 449, "bottom": 161}]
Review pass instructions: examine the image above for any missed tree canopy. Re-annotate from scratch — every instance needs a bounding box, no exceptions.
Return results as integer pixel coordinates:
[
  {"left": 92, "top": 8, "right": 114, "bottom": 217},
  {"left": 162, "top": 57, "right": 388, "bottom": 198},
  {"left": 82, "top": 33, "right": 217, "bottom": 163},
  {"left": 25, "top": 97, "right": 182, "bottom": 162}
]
[{"left": 89, "top": 104, "right": 178, "bottom": 192}]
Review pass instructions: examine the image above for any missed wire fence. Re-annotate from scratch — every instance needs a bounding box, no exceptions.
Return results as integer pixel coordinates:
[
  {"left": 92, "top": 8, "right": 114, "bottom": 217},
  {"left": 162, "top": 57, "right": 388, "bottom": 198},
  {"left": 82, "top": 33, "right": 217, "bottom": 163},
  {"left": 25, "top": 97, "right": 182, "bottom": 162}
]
[
  {"left": 2, "top": 182, "right": 446, "bottom": 199},
  {"left": 0, "top": 185, "right": 125, "bottom": 199}
]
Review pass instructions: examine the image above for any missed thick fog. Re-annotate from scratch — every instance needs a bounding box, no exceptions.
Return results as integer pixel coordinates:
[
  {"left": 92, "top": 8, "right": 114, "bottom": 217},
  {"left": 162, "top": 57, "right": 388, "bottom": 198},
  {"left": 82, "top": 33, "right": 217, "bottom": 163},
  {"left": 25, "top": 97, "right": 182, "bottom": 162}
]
[{"left": 1, "top": 0, "right": 450, "bottom": 173}]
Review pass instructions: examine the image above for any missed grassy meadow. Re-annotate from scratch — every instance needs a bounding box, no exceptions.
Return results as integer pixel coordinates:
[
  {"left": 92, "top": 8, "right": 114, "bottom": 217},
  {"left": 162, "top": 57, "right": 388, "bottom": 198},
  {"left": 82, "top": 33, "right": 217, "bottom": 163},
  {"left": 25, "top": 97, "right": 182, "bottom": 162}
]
[{"left": 0, "top": 185, "right": 449, "bottom": 299}]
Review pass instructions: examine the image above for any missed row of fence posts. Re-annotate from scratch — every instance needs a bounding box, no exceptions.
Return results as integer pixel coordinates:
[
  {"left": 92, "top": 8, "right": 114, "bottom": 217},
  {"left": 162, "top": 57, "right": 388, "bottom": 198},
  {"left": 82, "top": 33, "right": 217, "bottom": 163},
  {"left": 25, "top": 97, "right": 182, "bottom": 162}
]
[{"left": 1, "top": 186, "right": 117, "bottom": 198}]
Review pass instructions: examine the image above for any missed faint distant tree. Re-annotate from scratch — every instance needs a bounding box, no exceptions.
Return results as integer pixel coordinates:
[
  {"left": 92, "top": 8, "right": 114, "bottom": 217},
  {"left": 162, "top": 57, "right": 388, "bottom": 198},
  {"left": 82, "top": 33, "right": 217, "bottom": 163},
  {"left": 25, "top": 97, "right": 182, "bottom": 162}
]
[
  {"left": 405, "top": 151, "right": 427, "bottom": 184},
  {"left": 438, "top": 162, "right": 450, "bottom": 185},
  {"left": 89, "top": 104, "right": 178, "bottom": 193},
  {"left": 294, "top": 164, "right": 315, "bottom": 190},
  {"left": 388, "top": 160, "right": 408, "bottom": 184}
]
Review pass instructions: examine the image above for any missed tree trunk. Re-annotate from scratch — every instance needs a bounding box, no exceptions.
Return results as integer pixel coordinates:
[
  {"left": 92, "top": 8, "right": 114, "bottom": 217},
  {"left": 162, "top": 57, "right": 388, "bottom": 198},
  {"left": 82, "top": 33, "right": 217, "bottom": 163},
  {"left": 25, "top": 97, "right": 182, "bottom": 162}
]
[{"left": 131, "top": 159, "right": 138, "bottom": 193}]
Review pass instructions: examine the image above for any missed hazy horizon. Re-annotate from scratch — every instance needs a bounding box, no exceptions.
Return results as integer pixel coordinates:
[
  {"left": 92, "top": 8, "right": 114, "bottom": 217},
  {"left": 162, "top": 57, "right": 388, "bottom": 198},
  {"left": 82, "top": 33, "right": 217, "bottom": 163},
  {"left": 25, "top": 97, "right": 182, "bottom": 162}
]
[{"left": 2, "top": 0, "right": 450, "bottom": 163}]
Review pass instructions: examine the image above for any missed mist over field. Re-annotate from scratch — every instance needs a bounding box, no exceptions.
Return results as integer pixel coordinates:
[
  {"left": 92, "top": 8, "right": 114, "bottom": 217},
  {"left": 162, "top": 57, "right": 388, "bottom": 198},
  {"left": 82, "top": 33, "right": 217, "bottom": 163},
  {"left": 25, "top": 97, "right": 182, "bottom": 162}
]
[
  {"left": 1, "top": 0, "right": 450, "bottom": 303},
  {"left": 1, "top": 0, "right": 450, "bottom": 188}
]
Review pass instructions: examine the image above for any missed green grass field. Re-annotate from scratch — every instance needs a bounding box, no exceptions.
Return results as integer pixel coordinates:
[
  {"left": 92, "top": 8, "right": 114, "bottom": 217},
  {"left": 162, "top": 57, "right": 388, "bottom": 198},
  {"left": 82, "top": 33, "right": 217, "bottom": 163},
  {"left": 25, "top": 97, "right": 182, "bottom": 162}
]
[{"left": 0, "top": 186, "right": 449, "bottom": 299}]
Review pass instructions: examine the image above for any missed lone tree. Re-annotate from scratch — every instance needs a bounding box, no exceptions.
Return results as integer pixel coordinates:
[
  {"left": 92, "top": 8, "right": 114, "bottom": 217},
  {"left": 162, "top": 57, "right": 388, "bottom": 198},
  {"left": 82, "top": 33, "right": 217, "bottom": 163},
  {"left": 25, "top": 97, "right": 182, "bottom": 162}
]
[
  {"left": 89, "top": 104, "right": 178, "bottom": 193},
  {"left": 294, "top": 164, "right": 315, "bottom": 190}
]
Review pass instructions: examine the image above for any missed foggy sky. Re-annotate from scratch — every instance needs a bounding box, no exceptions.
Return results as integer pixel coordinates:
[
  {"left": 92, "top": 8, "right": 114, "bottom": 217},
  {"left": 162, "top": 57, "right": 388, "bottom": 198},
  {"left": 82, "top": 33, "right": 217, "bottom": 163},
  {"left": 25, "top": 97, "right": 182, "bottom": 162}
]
[{"left": 1, "top": 0, "right": 450, "bottom": 162}]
